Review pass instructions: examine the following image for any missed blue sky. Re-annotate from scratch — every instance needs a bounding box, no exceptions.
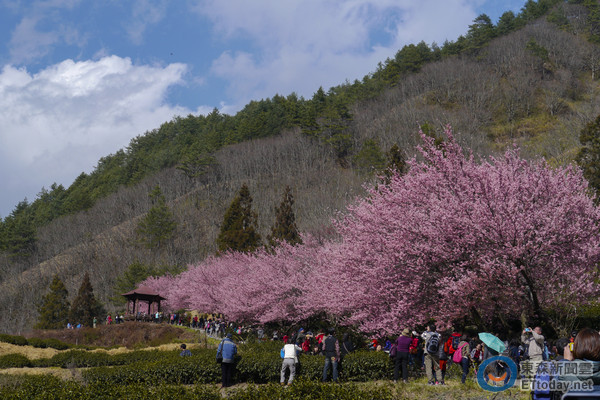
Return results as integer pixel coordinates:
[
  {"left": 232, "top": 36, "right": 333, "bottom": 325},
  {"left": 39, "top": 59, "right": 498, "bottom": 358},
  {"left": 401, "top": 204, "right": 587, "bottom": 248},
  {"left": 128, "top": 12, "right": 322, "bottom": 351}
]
[{"left": 0, "top": 0, "right": 527, "bottom": 218}]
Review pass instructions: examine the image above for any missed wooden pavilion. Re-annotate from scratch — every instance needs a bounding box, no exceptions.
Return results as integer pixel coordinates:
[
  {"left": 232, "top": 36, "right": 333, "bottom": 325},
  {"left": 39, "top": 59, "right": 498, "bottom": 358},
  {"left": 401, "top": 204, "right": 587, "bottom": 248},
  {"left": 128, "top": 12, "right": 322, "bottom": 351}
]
[{"left": 121, "top": 286, "right": 166, "bottom": 317}]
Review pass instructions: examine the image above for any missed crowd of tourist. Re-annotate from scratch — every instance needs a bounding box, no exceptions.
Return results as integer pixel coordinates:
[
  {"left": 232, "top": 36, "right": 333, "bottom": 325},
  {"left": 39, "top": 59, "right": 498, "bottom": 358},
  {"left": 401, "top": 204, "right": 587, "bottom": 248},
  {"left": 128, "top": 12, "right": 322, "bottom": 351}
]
[{"left": 76, "top": 311, "right": 600, "bottom": 397}]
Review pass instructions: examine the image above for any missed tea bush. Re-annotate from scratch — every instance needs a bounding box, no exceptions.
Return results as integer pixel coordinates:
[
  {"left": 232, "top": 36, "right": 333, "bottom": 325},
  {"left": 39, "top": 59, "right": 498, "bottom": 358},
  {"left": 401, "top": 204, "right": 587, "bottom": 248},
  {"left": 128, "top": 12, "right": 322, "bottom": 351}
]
[
  {"left": 32, "top": 348, "right": 187, "bottom": 368},
  {"left": 0, "top": 334, "right": 28, "bottom": 346},
  {"left": 32, "top": 349, "right": 112, "bottom": 368},
  {"left": 0, "top": 353, "right": 32, "bottom": 368},
  {"left": 26, "top": 337, "right": 70, "bottom": 350},
  {"left": 78, "top": 342, "right": 393, "bottom": 385},
  {"left": 226, "top": 379, "right": 395, "bottom": 400},
  {"left": 82, "top": 352, "right": 221, "bottom": 385},
  {"left": 0, "top": 375, "right": 222, "bottom": 400},
  {"left": 0, "top": 374, "right": 395, "bottom": 400}
]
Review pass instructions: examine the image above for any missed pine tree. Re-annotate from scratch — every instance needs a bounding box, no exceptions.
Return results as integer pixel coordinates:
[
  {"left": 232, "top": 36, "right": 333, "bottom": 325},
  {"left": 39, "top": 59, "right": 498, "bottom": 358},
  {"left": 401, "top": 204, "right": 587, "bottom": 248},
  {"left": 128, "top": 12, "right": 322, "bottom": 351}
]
[
  {"left": 1, "top": 200, "right": 36, "bottom": 258},
  {"left": 35, "top": 275, "right": 70, "bottom": 329},
  {"left": 267, "top": 186, "right": 302, "bottom": 248},
  {"left": 216, "top": 184, "right": 262, "bottom": 253},
  {"left": 136, "top": 185, "right": 177, "bottom": 248},
  {"left": 69, "top": 272, "right": 105, "bottom": 327},
  {"left": 353, "top": 139, "right": 387, "bottom": 174},
  {"left": 577, "top": 114, "right": 600, "bottom": 198},
  {"left": 381, "top": 144, "right": 408, "bottom": 185},
  {"left": 110, "top": 261, "right": 156, "bottom": 306}
]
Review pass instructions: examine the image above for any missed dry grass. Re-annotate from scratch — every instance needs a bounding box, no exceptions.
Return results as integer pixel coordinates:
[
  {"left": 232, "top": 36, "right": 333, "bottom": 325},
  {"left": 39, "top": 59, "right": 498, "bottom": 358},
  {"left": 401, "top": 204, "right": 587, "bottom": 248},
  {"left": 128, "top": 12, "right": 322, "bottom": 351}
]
[
  {"left": 0, "top": 342, "right": 60, "bottom": 360},
  {"left": 0, "top": 367, "right": 72, "bottom": 379}
]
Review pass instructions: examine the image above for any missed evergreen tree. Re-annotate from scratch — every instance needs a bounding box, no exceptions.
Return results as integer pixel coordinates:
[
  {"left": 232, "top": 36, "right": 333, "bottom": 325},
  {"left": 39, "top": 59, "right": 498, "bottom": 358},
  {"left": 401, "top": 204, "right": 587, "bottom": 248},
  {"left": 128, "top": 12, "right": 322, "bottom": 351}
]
[
  {"left": 465, "top": 14, "right": 496, "bottom": 52},
  {"left": 110, "top": 261, "right": 157, "bottom": 306},
  {"left": 35, "top": 275, "right": 70, "bottom": 329},
  {"left": 136, "top": 185, "right": 177, "bottom": 248},
  {"left": 577, "top": 114, "right": 600, "bottom": 198},
  {"left": 585, "top": 0, "right": 600, "bottom": 43},
  {"left": 381, "top": 144, "right": 408, "bottom": 185},
  {"left": 267, "top": 186, "right": 302, "bottom": 248},
  {"left": 110, "top": 261, "right": 185, "bottom": 306},
  {"left": 353, "top": 139, "right": 387, "bottom": 174},
  {"left": 496, "top": 11, "right": 517, "bottom": 35},
  {"left": 1, "top": 200, "right": 36, "bottom": 258},
  {"left": 217, "top": 184, "right": 262, "bottom": 253},
  {"left": 69, "top": 272, "right": 105, "bottom": 327}
]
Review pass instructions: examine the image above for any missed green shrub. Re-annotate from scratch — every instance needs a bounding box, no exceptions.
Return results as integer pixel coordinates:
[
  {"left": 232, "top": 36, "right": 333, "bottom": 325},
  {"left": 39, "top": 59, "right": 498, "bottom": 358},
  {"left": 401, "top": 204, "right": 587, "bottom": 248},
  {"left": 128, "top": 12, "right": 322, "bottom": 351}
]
[
  {"left": 32, "top": 349, "right": 112, "bottom": 368},
  {"left": 0, "top": 353, "right": 32, "bottom": 368},
  {"left": 0, "top": 375, "right": 221, "bottom": 400},
  {"left": 43, "top": 337, "right": 71, "bottom": 350},
  {"left": 25, "top": 337, "right": 47, "bottom": 348},
  {"left": 82, "top": 352, "right": 221, "bottom": 385},
  {"left": 26, "top": 337, "right": 69, "bottom": 350},
  {"left": 0, "top": 334, "right": 28, "bottom": 346},
  {"left": 225, "top": 379, "right": 395, "bottom": 400},
  {"left": 340, "top": 350, "right": 393, "bottom": 381},
  {"left": 77, "top": 343, "right": 393, "bottom": 386}
]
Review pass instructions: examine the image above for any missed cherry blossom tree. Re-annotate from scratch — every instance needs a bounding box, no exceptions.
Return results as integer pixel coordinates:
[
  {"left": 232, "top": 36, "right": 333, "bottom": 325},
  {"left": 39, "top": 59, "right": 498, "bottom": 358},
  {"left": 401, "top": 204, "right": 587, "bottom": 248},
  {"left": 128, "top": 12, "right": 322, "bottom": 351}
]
[
  {"left": 313, "top": 126, "right": 600, "bottom": 335},
  {"left": 144, "top": 237, "right": 324, "bottom": 323},
  {"left": 144, "top": 126, "right": 600, "bottom": 336}
]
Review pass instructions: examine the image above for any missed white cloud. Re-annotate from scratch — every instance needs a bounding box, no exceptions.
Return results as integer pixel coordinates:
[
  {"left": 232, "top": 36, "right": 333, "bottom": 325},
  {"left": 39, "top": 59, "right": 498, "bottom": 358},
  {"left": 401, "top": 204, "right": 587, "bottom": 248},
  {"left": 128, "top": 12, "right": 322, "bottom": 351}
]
[
  {"left": 9, "top": 16, "right": 60, "bottom": 64},
  {"left": 0, "top": 56, "right": 190, "bottom": 217},
  {"left": 126, "top": 0, "right": 168, "bottom": 45},
  {"left": 7, "top": 0, "right": 85, "bottom": 65},
  {"left": 193, "top": 0, "right": 481, "bottom": 110}
]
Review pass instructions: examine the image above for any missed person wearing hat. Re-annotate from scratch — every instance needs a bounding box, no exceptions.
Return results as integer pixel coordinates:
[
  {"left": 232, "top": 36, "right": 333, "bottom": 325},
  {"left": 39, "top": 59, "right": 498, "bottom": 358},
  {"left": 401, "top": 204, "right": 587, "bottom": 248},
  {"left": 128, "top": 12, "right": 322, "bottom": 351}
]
[
  {"left": 216, "top": 333, "right": 238, "bottom": 388},
  {"left": 394, "top": 328, "right": 413, "bottom": 383}
]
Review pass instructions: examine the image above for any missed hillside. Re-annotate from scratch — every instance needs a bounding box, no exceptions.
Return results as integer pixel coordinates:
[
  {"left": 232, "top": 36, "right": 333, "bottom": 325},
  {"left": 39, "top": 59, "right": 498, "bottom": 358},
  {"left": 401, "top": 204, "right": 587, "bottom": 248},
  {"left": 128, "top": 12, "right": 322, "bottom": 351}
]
[{"left": 1, "top": 1, "right": 600, "bottom": 334}]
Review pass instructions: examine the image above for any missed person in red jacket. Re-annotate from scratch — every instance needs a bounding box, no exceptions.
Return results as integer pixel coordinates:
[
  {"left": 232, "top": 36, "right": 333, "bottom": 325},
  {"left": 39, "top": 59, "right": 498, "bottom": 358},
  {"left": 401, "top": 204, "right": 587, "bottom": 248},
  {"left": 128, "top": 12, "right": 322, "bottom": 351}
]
[{"left": 441, "top": 331, "right": 462, "bottom": 381}]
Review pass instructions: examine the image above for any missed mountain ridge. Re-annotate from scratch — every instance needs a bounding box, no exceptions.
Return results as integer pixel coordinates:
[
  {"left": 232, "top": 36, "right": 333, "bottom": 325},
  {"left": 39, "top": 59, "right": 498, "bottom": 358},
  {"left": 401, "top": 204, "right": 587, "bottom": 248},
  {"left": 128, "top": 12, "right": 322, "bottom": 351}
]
[{"left": 2, "top": 1, "right": 600, "bottom": 333}]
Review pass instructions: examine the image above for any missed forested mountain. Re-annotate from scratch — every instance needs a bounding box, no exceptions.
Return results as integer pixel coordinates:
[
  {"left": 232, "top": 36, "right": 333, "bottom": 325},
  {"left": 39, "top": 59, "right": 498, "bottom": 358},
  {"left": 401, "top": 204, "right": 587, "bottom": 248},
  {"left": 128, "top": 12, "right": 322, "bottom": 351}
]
[{"left": 2, "top": 0, "right": 600, "bottom": 333}]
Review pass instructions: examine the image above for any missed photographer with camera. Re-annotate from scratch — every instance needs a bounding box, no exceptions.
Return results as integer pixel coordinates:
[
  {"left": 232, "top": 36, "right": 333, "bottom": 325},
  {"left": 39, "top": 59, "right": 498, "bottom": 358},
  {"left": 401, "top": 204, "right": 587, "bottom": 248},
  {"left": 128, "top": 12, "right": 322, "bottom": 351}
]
[{"left": 521, "top": 326, "right": 545, "bottom": 378}]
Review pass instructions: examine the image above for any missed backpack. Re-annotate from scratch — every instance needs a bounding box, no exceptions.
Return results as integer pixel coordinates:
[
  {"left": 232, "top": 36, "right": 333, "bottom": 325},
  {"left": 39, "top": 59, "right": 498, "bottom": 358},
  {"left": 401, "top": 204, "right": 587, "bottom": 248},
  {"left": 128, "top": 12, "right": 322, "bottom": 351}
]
[
  {"left": 521, "top": 344, "right": 530, "bottom": 360},
  {"left": 451, "top": 336, "right": 461, "bottom": 353},
  {"left": 389, "top": 343, "right": 397, "bottom": 358},
  {"left": 452, "top": 343, "right": 466, "bottom": 363},
  {"left": 426, "top": 333, "right": 440, "bottom": 354},
  {"left": 542, "top": 344, "right": 549, "bottom": 361},
  {"left": 438, "top": 344, "right": 448, "bottom": 360}
]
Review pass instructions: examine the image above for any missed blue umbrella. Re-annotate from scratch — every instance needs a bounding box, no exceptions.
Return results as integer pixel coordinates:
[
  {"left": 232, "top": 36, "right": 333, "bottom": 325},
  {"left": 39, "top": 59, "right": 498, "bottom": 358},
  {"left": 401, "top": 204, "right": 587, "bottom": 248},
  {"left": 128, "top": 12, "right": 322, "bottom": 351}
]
[{"left": 478, "top": 332, "right": 506, "bottom": 353}]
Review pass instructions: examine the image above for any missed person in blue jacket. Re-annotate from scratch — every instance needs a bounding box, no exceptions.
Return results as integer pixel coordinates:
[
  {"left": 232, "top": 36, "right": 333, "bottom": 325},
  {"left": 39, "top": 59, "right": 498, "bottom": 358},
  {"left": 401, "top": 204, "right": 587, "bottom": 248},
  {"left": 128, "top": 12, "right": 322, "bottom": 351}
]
[{"left": 217, "top": 333, "right": 238, "bottom": 388}]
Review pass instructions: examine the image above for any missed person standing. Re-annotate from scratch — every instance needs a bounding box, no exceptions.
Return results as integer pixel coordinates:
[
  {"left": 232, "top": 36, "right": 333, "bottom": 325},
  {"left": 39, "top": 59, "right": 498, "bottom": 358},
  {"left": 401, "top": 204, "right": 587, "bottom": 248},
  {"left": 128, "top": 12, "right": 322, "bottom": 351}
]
[
  {"left": 217, "top": 333, "right": 238, "bottom": 388},
  {"left": 341, "top": 332, "right": 355, "bottom": 357},
  {"left": 322, "top": 328, "right": 340, "bottom": 382},
  {"left": 471, "top": 343, "right": 483, "bottom": 372},
  {"left": 280, "top": 335, "right": 303, "bottom": 386},
  {"left": 422, "top": 324, "right": 443, "bottom": 385},
  {"left": 394, "top": 328, "right": 412, "bottom": 383},
  {"left": 521, "top": 326, "right": 544, "bottom": 378},
  {"left": 455, "top": 335, "right": 471, "bottom": 384}
]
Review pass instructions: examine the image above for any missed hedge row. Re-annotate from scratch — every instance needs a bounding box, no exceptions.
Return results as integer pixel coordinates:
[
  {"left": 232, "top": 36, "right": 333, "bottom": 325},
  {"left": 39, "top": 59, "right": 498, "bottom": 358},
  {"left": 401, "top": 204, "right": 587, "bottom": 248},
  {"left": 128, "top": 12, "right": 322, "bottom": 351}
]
[
  {"left": 0, "top": 375, "right": 395, "bottom": 400},
  {"left": 0, "top": 340, "right": 400, "bottom": 384},
  {"left": 0, "top": 349, "right": 181, "bottom": 369},
  {"left": 0, "top": 334, "right": 70, "bottom": 350},
  {"left": 81, "top": 350, "right": 394, "bottom": 385},
  {"left": 0, "top": 375, "right": 222, "bottom": 400}
]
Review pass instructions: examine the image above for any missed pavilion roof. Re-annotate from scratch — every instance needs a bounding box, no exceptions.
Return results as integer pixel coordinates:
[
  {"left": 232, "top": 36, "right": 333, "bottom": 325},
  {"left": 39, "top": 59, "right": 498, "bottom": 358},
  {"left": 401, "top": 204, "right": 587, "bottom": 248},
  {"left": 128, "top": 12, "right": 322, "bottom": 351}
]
[{"left": 121, "top": 286, "right": 166, "bottom": 300}]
